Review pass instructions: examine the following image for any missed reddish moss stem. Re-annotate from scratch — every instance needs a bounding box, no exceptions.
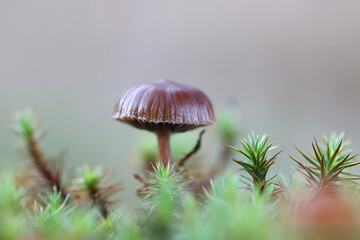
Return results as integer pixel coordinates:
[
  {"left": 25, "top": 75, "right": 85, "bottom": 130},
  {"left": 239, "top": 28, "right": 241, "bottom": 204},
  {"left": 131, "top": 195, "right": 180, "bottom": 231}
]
[
  {"left": 87, "top": 184, "right": 109, "bottom": 218},
  {"left": 27, "top": 138, "right": 67, "bottom": 200}
]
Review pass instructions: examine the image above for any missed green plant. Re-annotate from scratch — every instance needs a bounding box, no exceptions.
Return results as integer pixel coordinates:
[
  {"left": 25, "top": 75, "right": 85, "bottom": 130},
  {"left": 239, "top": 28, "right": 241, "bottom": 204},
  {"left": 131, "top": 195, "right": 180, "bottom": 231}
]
[
  {"left": 0, "top": 176, "right": 26, "bottom": 240},
  {"left": 230, "top": 133, "right": 281, "bottom": 194},
  {"left": 12, "top": 109, "right": 67, "bottom": 200},
  {"left": 139, "top": 163, "right": 188, "bottom": 239},
  {"left": 32, "top": 188, "right": 120, "bottom": 239},
  {"left": 185, "top": 173, "right": 283, "bottom": 240},
  {"left": 291, "top": 132, "right": 360, "bottom": 192},
  {"left": 7, "top": 107, "right": 360, "bottom": 239},
  {"left": 71, "top": 166, "right": 119, "bottom": 218},
  {"left": 34, "top": 188, "right": 71, "bottom": 235}
]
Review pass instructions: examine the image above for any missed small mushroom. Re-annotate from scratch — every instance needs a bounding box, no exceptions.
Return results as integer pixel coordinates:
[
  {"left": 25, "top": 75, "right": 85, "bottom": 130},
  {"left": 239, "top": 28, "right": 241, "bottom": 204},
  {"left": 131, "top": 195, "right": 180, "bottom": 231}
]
[{"left": 112, "top": 79, "right": 215, "bottom": 169}]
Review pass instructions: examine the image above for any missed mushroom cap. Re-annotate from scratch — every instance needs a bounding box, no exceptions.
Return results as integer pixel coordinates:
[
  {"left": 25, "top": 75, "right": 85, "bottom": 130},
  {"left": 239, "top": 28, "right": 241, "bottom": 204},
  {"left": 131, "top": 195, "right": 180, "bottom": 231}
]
[{"left": 112, "top": 80, "right": 215, "bottom": 132}]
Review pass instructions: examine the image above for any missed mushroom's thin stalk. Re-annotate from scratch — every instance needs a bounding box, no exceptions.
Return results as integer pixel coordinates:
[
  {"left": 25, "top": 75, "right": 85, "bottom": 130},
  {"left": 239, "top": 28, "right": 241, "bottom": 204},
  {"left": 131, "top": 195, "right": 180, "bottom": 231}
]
[{"left": 157, "top": 129, "right": 175, "bottom": 172}]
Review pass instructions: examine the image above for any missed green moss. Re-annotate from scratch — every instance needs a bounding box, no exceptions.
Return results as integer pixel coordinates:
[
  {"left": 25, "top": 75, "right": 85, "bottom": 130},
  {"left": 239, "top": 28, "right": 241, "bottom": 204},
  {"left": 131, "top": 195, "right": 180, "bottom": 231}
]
[{"left": 5, "top": 108, "right": 360, "bottom": 239}]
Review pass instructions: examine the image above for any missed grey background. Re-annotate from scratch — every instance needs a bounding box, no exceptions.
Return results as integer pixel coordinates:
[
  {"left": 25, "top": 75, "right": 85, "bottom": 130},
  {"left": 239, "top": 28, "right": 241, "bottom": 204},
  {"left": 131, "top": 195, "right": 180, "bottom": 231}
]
[{"left": 1, "top": 1, "right": 360, "bottom": 208}]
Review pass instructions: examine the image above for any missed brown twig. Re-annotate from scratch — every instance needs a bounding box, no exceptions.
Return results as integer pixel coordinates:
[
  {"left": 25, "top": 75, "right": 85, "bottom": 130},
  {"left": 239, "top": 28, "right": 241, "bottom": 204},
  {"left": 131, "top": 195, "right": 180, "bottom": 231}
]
[
  {"left": 134, "top": 173, "right": 148, "bottom": 184},
  {"left": 26, "top": 138, "right": 67, "bottom": 201},
  {"left": 179, "top": 130, "right": 206, "bottom": 167},
  {"left": 87, "top": 183, "right": 111, "bottom": 218}
]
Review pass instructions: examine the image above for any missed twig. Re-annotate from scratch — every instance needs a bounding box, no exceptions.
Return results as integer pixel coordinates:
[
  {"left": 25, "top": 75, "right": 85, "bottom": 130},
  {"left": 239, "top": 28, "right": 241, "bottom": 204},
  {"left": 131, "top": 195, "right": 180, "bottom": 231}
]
[
  {"left": 87, "top": 183, "right": 110, "bottom": 218},
  {"left": 26, "top": 138, "right": 67, "bottom": 201},
  {"left": 179, "top": 130, "right": 206, "bottom": 167},
  {"left": 134, "top": 173, "right": 147, "bottom": 184}
]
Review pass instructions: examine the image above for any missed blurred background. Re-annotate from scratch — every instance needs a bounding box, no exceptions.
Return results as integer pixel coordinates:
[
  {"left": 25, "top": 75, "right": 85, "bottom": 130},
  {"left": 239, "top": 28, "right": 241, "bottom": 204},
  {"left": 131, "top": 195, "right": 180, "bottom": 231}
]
[{"left": 1, "top": 1, "right": 360, "bottom": 208}]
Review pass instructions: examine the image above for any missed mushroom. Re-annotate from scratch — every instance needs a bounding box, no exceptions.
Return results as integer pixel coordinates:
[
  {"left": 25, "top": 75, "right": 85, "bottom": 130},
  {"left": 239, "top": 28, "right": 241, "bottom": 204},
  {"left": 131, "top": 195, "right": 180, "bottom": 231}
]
[{"left": 112, "top": 80, "right": 215, "bottom": 170}]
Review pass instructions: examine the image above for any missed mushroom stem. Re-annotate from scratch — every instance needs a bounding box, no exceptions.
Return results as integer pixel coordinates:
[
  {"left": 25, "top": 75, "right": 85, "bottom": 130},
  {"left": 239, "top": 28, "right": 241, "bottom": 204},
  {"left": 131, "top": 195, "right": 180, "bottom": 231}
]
[{"left": 157, "top": 129, "right": 175, "bottom": 171}]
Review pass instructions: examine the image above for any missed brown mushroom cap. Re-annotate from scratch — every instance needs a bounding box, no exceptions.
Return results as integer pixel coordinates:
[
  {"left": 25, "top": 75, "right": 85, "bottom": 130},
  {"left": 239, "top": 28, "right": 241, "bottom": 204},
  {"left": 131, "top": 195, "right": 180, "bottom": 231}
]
[{"left": 112, "top": 80, "right": 215, "bottom": 132}]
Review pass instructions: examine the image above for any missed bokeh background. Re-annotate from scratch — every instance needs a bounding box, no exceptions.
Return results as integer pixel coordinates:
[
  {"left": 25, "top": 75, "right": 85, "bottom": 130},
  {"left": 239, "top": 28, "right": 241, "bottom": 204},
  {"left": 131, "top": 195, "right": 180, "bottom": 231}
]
[{"left": 1, "top": 1, "right": 360, "bottom": 208}]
